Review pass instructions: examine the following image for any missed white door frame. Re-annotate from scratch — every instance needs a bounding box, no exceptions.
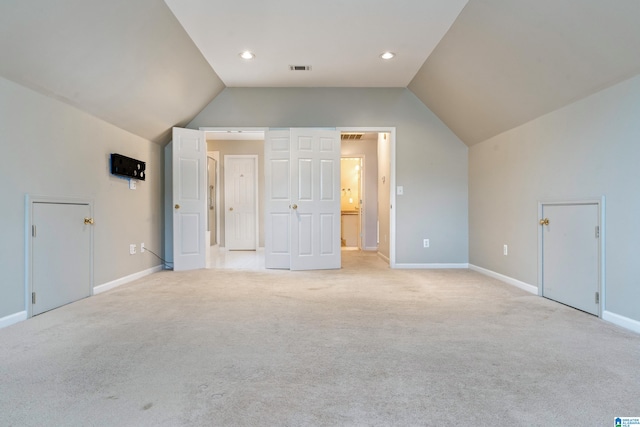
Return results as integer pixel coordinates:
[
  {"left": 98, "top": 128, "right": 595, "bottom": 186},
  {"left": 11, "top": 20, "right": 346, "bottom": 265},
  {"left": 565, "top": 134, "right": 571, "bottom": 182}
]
[
  {"left": 207, "top": 150, "right": 220, "bottom": 247},
  {"left": 537, "top": 197, "right": 606, "bottom": 317},
  {"left": 201, "top": 126, "right": 397, "bottom": 267},
  {"left": 223, "top": 154, "right": 259, "bottom": 250},
  {"left": 25, "top": 194, "right": 94, "bottom": 318}
]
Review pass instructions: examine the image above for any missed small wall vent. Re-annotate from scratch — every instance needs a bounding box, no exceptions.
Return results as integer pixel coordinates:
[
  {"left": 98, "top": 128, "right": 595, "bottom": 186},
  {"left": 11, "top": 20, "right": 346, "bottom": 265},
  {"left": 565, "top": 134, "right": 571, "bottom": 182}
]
[
  {"left": 341, "top": 133, "right": 364, "bottom": 140},
  {"left": 289, "top": 65, "right": 312, "bottom": 71}
]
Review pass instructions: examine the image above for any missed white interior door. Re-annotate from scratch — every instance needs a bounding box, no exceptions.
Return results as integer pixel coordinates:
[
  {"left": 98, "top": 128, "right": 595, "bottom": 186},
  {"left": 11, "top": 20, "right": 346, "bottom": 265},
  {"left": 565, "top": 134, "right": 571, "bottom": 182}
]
[
  {"left": 290, "top": 128, "right": 341, "bottom": 270},
  {"left": 32, "top": 202, "right": 92, "bottom": 315},
  {"left": 172, "top": 127, "right": 207, "bottom": 271},
  {"left": 541, "top": 203, "right": 600, "bottom": 315},
  {"left": 224, "top": 155, "right": 257, "bottom": 250},
  {"left": 264, "top": 130, "right": 291, "bottom": 268}
]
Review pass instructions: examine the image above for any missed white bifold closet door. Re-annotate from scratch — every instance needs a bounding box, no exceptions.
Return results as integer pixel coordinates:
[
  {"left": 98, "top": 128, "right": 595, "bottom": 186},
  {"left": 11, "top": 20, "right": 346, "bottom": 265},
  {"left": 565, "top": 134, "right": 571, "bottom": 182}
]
[{"left": 265, "top": 128, "right": 341, "bottom": 270}]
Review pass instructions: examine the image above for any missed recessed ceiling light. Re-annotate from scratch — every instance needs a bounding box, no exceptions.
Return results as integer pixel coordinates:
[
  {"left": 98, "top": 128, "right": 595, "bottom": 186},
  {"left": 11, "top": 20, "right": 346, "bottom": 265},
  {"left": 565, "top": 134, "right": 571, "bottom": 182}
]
[
  {"left": 380, "top": 51, "right": 395, "bottom": 60},
  {"left": 239, "top": 51, "right": 255, "bottom": 60}
]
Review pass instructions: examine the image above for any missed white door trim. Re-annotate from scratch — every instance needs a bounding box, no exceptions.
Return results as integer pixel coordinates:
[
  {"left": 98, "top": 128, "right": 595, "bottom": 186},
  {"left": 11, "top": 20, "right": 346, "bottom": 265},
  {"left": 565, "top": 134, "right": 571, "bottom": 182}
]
[
  {"left": 208, "top": 150, "right": 221, "bottom": 247},
  {"left": 200, "top": 127, "right": 269, "bottom": 137},
  {"left": 537, "top": 197, "right": 605, "bottom": 317},
  {"left": 25, "top": 194, "right": 94, "bottom": 318},
  {"left": 337, "top": 127, "right": 396, "bottom": 267},
  {"left": 224, "top": 154, "right": 259, "bottom": 250}
]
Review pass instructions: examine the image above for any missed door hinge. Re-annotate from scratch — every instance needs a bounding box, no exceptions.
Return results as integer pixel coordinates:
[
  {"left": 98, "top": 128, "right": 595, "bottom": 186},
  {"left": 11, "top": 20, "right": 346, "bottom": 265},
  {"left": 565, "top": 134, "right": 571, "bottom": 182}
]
[
  {"left": 595, "top": 226, "right": 600, "bottom": 238},
  {"left": 595, "top": 292, "right": 599, "bottom": 304},
  {"left": 32, "top": 225, "right": 36, "bottom": 237},
  {"left": 32, "top": 292, "right": 36, "bottom": 304}
]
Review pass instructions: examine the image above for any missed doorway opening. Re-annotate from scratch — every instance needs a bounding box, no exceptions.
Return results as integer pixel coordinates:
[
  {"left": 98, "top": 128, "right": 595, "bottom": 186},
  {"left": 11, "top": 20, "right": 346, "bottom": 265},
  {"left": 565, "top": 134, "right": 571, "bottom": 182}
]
[
  {"left": 205, "top": 130, "right": 264, "bottom": 261},
  {"left": 200, "top": 127, "right": 395, "bottom": 269},
  {"left": 341, "top": 157, "right": 362, "bottom": 249}
]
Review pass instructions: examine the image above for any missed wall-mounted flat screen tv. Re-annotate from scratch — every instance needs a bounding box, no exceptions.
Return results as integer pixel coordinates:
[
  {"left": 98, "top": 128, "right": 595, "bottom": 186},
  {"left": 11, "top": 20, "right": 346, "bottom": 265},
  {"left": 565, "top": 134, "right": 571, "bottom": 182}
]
[{"left": 110, "top": 153, "right": 146, "bottom": 180}]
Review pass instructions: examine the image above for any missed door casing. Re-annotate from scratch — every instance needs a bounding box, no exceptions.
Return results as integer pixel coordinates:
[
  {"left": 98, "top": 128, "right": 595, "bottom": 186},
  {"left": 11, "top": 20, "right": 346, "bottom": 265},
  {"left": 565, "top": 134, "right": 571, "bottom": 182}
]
[
  {"left": 208, "top": 150, "right": 221, "bottom": 247},
  {"left": 537, "top": 197, "right": 605, "bottom": 317}
]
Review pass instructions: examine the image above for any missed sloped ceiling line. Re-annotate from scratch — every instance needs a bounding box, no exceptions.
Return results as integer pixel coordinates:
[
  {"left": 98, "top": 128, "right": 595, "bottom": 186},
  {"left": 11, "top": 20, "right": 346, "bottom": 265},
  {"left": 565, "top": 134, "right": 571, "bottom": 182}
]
[
  {"left": 2, "top": 0, "right": 640, "bottom": 147},
  {"left": 408, "top": 0, "right": 640, "bottom": 146}
]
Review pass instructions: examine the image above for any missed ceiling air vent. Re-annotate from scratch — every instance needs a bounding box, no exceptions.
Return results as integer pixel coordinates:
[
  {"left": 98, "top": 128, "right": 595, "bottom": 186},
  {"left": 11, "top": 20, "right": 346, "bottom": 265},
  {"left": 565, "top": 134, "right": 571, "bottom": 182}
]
[
  {"left": 341, "top": 133, "right": 364, "bottom": 140},
  {"left": 289, "top": 65, "right": 312, "bottom": 71}
]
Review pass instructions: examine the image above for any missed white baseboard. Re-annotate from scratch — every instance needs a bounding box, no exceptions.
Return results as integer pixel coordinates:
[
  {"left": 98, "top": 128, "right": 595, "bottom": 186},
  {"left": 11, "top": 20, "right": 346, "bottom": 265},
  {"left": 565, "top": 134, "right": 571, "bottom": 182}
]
[
  {"left": 94, "top": 265, "right": 164, "bottom": 295},
  {"left": 469, "top": 264, "right": 538, "bottom": 295},
  {"left": 395, "top": 263, "right": 469, "bottom": 269},
  {"left": 603, "top": 311, "right": 640, "bottom": 334},
  {"left": 363, "top": 246, "right": 378, "bottom": 252},
  {"left": 0, "top": 310, "right": 27, "bottom": 329}
]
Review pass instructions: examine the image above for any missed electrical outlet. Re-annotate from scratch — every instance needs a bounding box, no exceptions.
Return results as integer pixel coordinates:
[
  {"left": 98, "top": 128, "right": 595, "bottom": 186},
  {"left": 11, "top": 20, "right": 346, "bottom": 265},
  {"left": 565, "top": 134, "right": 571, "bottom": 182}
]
[
  {"left": 130, "top": 244, "right": 136, "bottom": 255},
  {"left": 503, "top": 244, "right": 508, "bottom": 256},
  {"left": 141, "top": 243, "right": 145, "bottom": 253},
  {"left": 423, "top": 239, "right": 430, "bottom": 248}
]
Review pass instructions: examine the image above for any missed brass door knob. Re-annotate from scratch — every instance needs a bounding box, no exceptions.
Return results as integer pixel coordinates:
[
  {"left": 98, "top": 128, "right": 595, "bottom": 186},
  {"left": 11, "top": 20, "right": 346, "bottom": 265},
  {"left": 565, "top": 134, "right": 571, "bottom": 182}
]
[
  {"left": 229, "top": 207, "right": 234, "bottom": 211},
  {"left": 539, "top": 218, "right": 549, "bottom": 226},
  {"left": 291, "top": 204, "right": 298, "bottom": 210},
  {"left": 83, "top": 218, "right": 94, "bottom": 225},
  {"left": 175, "top": 204, "right": 180, "bottom": 209}
]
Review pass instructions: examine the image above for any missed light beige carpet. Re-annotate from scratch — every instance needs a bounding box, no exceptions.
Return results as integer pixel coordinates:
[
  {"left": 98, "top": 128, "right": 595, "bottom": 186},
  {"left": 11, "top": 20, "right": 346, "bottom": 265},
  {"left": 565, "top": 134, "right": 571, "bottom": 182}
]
[{"left": 1, "top": 251, "right": 639, "bottom": 426}]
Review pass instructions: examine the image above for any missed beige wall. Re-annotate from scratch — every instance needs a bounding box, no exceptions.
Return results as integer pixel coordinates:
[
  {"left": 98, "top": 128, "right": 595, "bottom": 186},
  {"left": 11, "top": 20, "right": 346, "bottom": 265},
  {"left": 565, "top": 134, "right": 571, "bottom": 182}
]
[
  {"left": 189, "top": 88, "right": 469, "bottom": 265},
  {"left": 207, "top": 139, "right": 265, "bottom": 248},
  {"left": 469, "top": 74, "right": 640, "bottom": 323},
  {"left": 0, "top": 76, "right": 163, "bottom": 320}
]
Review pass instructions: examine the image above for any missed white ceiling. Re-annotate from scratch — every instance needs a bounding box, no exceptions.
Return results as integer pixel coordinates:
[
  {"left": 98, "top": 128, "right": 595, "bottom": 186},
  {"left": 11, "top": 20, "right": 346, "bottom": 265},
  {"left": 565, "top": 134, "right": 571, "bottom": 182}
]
[{"left": 163, "top": 0, "right": 468, "bottom": 87}]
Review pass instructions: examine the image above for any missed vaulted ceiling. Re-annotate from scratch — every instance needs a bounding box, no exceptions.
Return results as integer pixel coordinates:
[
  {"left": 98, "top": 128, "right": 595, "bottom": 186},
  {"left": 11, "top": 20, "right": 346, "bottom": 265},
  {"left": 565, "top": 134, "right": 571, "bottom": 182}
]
[
  {"left": 0, "top": 0, "right": 225, "bottom": 143},
  {"left": 1, "top": 0, "right": 639, "bottom": 146}
]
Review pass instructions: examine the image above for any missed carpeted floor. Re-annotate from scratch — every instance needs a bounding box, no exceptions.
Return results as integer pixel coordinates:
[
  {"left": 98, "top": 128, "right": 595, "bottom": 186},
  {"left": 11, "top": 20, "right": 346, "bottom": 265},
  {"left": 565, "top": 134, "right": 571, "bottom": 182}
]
[{"left": 1, "top": 251, "right": 638, "bottom": 426}]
